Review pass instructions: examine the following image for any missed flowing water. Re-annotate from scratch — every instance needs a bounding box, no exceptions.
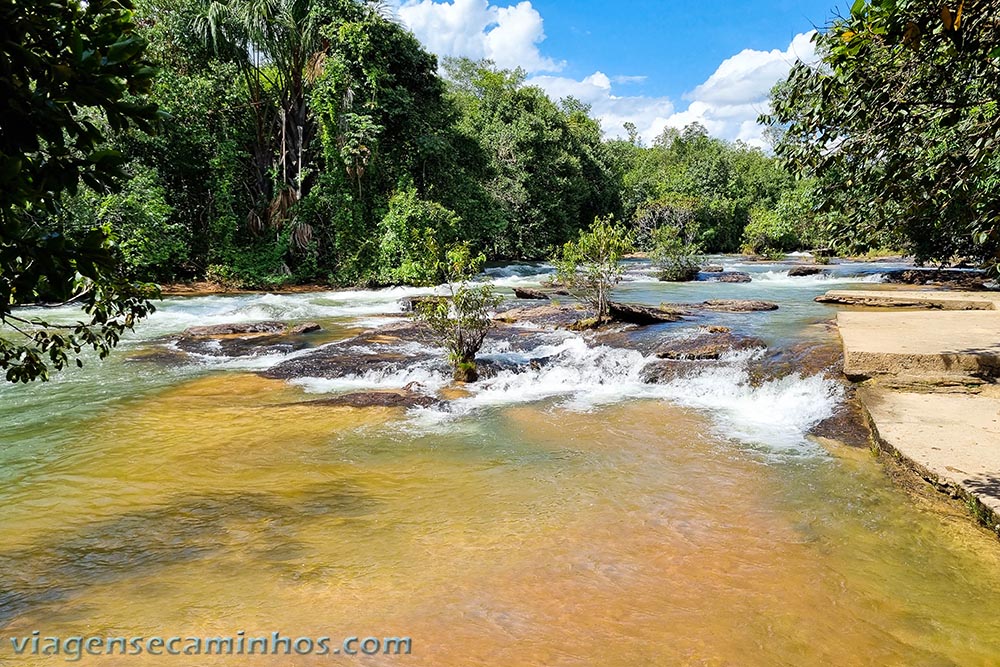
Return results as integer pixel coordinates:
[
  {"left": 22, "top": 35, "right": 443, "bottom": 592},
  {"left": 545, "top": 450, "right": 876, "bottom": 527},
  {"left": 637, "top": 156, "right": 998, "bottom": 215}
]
[{"left": 3, "top": 259, "right": 1000, "bottom": 666}]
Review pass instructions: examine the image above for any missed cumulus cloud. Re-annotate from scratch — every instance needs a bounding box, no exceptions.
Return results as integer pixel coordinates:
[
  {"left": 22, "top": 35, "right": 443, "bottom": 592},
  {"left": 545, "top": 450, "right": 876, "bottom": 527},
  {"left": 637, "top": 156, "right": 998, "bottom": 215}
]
[
  {"left": 530, "top": 31, "right": 818, "bottom": 148},
  {"left": 395, "top": 0, "right": 563, "bottom": 73},
  {"left": 527, "top": 72, "right": 675, "bottom": 142},
  {"left": 392, "top": 0, "right": 818, "bottom": 148},
  {"left": 663, "top": 31, "right": 819, "bottom": 146}
]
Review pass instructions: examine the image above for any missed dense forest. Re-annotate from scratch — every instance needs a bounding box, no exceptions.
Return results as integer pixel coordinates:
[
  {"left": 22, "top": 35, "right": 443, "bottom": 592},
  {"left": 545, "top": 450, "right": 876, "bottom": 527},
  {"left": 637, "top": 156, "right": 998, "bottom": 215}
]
[{"left": 42, "top": 0, "right": 825, "bottom": 288}]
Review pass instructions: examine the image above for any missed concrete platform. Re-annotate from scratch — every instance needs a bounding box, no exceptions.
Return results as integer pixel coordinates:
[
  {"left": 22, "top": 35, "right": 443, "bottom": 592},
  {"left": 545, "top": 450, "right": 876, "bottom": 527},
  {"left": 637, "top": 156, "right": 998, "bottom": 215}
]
[
  {"left": 861, "top": 389, "right": 1000, "bottom": 525},
  {"left": 818, "top": 289, "right": 1000, "bottom": 310},
  {"left": 837, "top": 310, "right": 1000, "bottom": 381}
]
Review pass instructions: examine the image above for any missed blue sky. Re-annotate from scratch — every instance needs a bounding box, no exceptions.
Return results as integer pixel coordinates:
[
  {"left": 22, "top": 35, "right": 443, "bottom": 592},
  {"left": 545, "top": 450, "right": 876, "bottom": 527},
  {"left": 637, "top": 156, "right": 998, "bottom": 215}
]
[{"left": 392, "top": 0, "right": 849, "bottom": 146}]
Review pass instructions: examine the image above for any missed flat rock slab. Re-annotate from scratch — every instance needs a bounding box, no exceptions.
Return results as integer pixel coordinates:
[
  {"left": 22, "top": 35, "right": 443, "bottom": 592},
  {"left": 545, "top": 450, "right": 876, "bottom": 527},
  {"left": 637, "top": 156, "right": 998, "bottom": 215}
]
[
  {"left": 837, "top": 311, "right": 1000, "bottom": 381},
  {"left": 818, "top": 290, "right": 1000, "bottom": 310},
  {"left": 861, "top": 389, "right": 1000, "bottom": 521}
]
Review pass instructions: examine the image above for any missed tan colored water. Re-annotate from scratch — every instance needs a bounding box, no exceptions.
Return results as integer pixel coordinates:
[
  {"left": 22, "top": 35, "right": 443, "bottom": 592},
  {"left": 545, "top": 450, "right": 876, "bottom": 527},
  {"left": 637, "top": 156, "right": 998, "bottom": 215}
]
[{"left": 4, "top": 372, "right": 1000, "bottom": 666}]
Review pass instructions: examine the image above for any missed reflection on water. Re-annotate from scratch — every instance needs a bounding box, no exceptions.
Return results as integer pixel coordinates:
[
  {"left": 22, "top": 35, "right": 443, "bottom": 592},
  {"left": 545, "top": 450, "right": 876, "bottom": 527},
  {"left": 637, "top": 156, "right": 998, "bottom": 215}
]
[{"left": 2, "top": 261, "right": 1000, "bottom": 666}]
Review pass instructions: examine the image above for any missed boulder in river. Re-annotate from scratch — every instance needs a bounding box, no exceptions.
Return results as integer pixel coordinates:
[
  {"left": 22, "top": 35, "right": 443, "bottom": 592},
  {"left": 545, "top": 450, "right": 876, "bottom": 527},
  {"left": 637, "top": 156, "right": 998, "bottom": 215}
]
[
  {"left": 495, "top": 304, "right": 594, "bottom": 329},
  {"left": 701, "top": 264, "right": 724, "bottom": 273},
  {"left": 608, "top": 301, "right": 687, "bottom": 325},
  {"left": 640, "top": 359, "right": 713, "bottom": 383},
  {"left": 658, "top": 300, "right": 778, "bottom": 313},
  {"left": 885, "top": 268, "right": 988, "bottom": 290},
  {"left": 182, "top": 321, "right": 299, "bottom": 337},
  {"left": 706, "top": 271, "right": 752, "bottom": 283},
  {"left": 654, "top": 331, "right": 767, "bottom": 360},
  {"left": 788, "top": 266, "right": 825, "bottom": 277},
  {"left": 513, "top": 287, "right": 550, "bottom": 300},
  {"left": 174, "top": 320, "right": 323, "bottom": 357},
  {"left": 698, "top": 299, "right": 779, "bottom": 312}
]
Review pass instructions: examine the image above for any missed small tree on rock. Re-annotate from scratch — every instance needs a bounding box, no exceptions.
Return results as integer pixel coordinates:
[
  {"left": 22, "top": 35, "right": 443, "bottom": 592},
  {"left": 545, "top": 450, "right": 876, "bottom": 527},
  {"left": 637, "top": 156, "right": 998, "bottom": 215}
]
[
  {"left": 554, "top": 215, "right": 634, "bottom": 324},
  {"left": 416, "top": 243, "right": 502, "bottom": 383}
]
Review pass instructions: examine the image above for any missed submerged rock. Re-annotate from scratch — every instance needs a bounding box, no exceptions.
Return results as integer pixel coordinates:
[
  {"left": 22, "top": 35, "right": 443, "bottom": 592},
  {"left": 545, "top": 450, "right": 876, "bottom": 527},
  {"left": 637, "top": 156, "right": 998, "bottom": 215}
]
[
  {"left": 654, "top": 331, "right": 767, "bottom": 360},
  {"left": 295, "top": 390, "right": 439, "bottom": 409},
  {"left": 513, "top": 287, "right": 550, "bottom": 300}
]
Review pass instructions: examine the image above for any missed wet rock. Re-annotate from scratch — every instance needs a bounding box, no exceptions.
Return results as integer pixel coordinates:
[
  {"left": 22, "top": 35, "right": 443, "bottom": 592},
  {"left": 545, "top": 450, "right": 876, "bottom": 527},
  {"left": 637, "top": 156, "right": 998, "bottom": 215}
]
[
  {"left": 399, "top": 295, "right": 447, "bottom": 313},
  {"left": 885, "top": 268, "right": 988, "bottom": 290},
  {"left": 608, "top": 301, "right": 687, "bottom": 325},
  {"left": 513, "top": 287, "right": 550, "bottom": 300},
  {"left": 295, "top": 390, "right": 439, "bottom": 409},
  {"left": 495, "top": 304, "right": 594, "bottom": 329},
  {"left": 182, "top": 321, "right": 288, "bottom": 337},
  {"left": 640, "top": 359, "right": 713, "bottom": 383},
  {"left": 702, "top": 264, "right": 724, "bottom": 273},
  {"left": 750, "top": 340, "right": 844, "bottom": 381},
  {"left": 698, "top": 299, "right": 779, "bottom": 312},
  {"left": 809, "top": 393, "right": 873, "bottom": 448},
  {"left": 172, "top": 320, "right": 324, "bottom": 357},
  {"left": 659, "top": 267, "right": 700, "bottom": 282},
  {"left": 788, "top": 266, "right": 825, "bottom": 277},
  {"left": 288, "top": 322, "right": 322, "bottom": 335},
  {"left": 124, "top": 348, "right": 190, "bottom": 366},
  {"left": 261, "top": 322, "right": 443, "bottom": 380},
  {"left": 654, "top": 331, "right": 767, "bottom": 360},
  {"left": 707, "top": 271, "right": 752, "bottom": 283}
]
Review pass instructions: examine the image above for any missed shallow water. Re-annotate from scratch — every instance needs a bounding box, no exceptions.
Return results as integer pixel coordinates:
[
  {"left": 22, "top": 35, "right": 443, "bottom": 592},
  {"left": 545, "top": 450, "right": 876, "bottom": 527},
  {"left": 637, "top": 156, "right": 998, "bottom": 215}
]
[{"left": 3, "top": 259, "right": 1000, "bottom": 666}]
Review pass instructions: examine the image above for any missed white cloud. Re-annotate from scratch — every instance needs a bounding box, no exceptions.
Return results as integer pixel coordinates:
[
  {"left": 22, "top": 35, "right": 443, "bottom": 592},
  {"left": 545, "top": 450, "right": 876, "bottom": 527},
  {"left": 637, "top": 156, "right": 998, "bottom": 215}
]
[
  {"left": 393, "top": 1, "right": 818, "bottom": 148},
  {"left": 527, "top": 72, "right": 675, "bottom": 143},
  {"left": 530, "top": 31, "right": 819, "bottom": 148},
  {"left": 664, "top": 31, "right": 819, "bottom": 147},
  {"left": 396, "top": 0, "right": 563, "bottom": 73}
]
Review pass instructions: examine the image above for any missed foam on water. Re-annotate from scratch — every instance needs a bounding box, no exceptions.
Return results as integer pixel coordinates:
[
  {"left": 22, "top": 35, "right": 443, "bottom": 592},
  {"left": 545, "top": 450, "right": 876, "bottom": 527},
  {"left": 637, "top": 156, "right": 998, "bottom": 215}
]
[
  {"left": 750, "top": 270, "right": 887, "bottom": 286},
  {"left": 284, "top": 329, "right": 845, "bottom": 453}
]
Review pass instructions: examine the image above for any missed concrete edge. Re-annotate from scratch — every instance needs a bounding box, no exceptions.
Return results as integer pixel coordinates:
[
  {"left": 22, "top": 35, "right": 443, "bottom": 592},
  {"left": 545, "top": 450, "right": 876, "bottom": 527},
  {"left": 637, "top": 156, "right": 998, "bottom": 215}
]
[{"left": 855, "top": 391, "right": 1000, "bottom": 539}]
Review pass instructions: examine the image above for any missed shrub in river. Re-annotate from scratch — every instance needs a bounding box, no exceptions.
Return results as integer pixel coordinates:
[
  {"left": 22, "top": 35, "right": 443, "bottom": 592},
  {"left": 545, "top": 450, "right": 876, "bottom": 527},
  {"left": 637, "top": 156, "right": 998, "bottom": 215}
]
[
  {"left": 554, "top": 216, "right": 634, "bottom": 324},
  {"left": 415, "top": 244, "right": 502, "bottom": 382},
  {"left": 650, "top": 223, "right": 702, "bottom": 282}
]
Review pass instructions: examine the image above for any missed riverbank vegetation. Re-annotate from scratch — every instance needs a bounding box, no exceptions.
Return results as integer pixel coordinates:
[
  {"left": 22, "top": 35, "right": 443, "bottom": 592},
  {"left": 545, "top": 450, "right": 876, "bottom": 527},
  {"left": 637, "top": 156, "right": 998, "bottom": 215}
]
[
  {"left": 765, "top": 0, "right": 1000, "bottom": 267},
  {"left": 19, "top": 0, "right": 831, "bottom": 293}
]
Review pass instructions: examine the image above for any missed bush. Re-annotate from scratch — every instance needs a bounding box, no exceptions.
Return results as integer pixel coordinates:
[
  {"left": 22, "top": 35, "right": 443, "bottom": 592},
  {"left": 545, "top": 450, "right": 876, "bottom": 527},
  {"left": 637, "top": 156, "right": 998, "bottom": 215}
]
[
  {"left": 415, "top": 244, "right": 502, "bottom": 382},
  {"left": 61, "top": 168, "right": 188, "bottom": 281},
  {"left": 554, "top": 215, "right": 634, "bottom": 323},
  {"left": 741, "top": 207, "right": 798, "bottom": 255},
  {"left": 377, "top": 186, "right": 461, "bottom": 286},
  {"left": 649, "top": 220, "right": 702, "bottom": 282}
]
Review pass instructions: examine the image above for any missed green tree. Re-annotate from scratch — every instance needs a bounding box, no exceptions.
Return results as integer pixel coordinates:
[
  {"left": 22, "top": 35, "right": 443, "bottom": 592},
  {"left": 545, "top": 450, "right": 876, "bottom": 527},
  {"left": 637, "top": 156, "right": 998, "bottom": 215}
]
[
  {"left": 554, "top": 215, "right": 634, "bottom": 324},
  {"left": 416, "top": 244, "right": 502, "bottom": 383},
  {"left": 766, "top": 0, "right": 1000, "bottom": 265},
  {"left": 376, "top": 186, "right": 460, "bottom": 286},
  {"left": 444, "top": 59, "right": 619, "bottom": 259},
  {"left": 1, "top": 0, "right": 160, "bottom": 382}
]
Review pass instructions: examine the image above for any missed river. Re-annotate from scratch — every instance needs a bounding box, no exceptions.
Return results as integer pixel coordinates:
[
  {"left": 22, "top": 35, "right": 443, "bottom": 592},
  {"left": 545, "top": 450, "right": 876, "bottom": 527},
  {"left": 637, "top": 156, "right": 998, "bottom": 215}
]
[{"left": 2, "top": 258, "right": 1000, "bottom": 666}]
